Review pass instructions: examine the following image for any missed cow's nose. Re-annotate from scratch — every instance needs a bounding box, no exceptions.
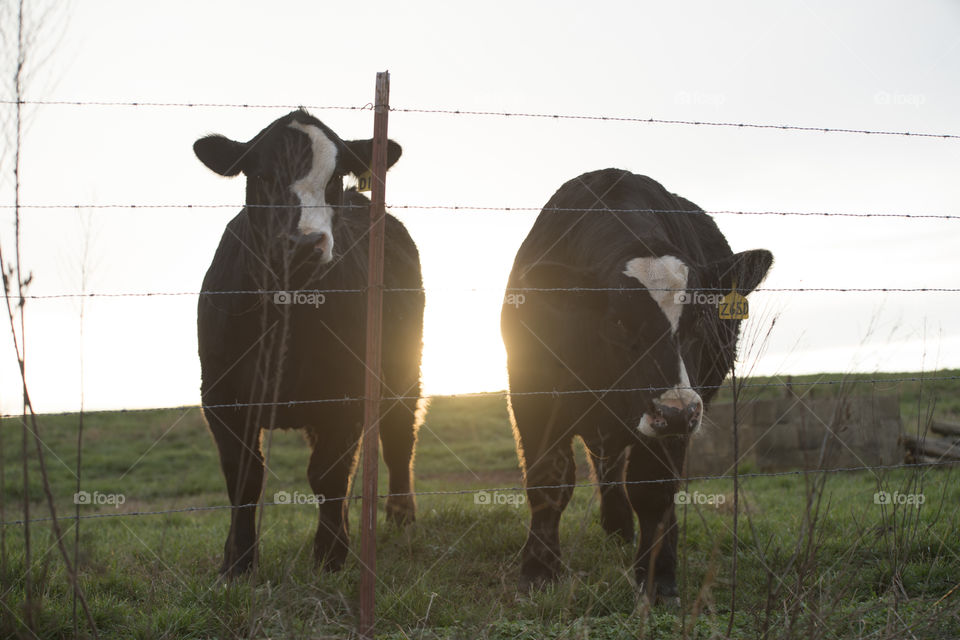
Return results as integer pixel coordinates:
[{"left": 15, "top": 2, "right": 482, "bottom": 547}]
[
  {"left": 296, "top": 231, "right": 328, "bottom": 252},
  {"left": 650, "top": 397, "right": 703, "bottom": 435},
  {"left": 291, "top": 231, "right": 333, "bottom": 262}
]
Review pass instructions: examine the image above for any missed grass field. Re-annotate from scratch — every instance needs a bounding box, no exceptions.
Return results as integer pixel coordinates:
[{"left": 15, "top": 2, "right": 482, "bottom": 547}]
[{"left": 1, "top": 371, "right": 958, "bottom": 638}]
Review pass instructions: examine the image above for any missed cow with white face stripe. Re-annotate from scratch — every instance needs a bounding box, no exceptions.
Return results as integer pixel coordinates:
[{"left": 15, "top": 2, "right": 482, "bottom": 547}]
[
  {"left": 194, "top": 110, "right": 424, "bottom": 577},
  {"left": 501, "top": 169, "right": 772, "bottom": 600}
]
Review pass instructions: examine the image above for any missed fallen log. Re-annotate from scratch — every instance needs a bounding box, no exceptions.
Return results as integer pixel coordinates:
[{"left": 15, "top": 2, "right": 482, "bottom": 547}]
[
  {"left": 930, "top": 420, "right": 960, "bottom": 439},
  {"left": 901, "top": 434, "right": 960, "bottom": 460}
]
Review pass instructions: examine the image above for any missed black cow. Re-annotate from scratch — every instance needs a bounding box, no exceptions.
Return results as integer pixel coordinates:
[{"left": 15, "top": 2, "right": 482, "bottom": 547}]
[
  {"left": 194, "top": 110, "right": 424, "bottom": 576},
  {"left": 501, "top": 169, "right": 772, "bottom": 599}
]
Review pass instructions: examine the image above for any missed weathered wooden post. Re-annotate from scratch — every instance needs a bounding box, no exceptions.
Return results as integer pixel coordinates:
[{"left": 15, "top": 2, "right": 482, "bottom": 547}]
[{"left": 359, "top": 70, "right": 391, "bottom": 639}]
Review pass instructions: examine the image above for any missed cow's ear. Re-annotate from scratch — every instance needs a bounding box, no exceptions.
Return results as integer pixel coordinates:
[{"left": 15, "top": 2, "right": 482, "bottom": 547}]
[
  {"left": 340, "top": 138, "right": 402, "bottom": 177},
  {"left": 518, "top": 261, "right": 607, "bottom": 311},
  {"left": 194, "top": 135, "right": 248, "bottom": 177},
  {"left": 704, "top": 249, "right": 773, "bottom": 296}
]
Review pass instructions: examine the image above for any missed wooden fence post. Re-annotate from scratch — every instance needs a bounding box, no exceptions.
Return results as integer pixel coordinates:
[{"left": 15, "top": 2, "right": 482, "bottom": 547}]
[{"left": 359, "top": 70, "right": 391, "bottom": 640}]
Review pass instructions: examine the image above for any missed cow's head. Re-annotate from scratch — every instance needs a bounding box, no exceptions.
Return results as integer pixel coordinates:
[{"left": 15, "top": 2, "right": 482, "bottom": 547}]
[
  {"left": 519, "top": 248, "right": 772, "bottom": 438},
  {"left": 193, "top": 109, "right": 401, "bottom": 265}
]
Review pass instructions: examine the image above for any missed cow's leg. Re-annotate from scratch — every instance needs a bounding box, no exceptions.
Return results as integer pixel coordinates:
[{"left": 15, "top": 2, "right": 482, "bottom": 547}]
[
  {"left": 626, "top": 437, "right": 686, "bottom": 600},
  {"left": 306, "top": 428, "right": 359, "bottom": 572},
  {"left": 380, "top": 398, "right": 419, "bottom": 526},
  {"left": 206, "top": 409, "right": 264, "bottom": 577},
  {"left": 518, "top": 432, "right": 576, "bottom": 588},
  {"left": 587, "top": 446, "right": 634, "bottom": 542}
]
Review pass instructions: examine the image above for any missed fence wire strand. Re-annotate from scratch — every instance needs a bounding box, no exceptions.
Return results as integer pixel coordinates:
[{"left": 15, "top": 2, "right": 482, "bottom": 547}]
[
  {"left": 3, "top": 203, "right": 958, "bottom": 220},
  {"left": 14, "top": 286, "right": 960, "bottom": 300},
  {"left": 3, "top": 374, "right": 959, "bottom": 420},
  {"left": 3, "top": 99, "right": 959, "bottom": 139}
]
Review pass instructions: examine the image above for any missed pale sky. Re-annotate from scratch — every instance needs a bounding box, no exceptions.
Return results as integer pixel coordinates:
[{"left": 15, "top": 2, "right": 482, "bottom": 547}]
[{"left": 1, "top": 0, "right": 958, "bottom": 414}]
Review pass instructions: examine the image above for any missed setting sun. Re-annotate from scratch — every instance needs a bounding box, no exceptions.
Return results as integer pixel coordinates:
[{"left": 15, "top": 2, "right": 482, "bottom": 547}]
[{"left": 419, "top": 287, "right": 510, "bottom": 397}]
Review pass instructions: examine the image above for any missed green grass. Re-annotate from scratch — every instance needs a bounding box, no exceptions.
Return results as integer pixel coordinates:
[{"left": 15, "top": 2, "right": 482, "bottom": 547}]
[
  {"left": 0, "top": 372, "right": 958, "bottom": 639},
  {"left": 711, "top": 368, "right": 960, "bottom": 431}
]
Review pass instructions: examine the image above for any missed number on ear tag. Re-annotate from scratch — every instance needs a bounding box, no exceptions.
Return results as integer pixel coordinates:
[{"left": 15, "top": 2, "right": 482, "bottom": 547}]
[
  {"left": 357, "top": 170, "right": 373, "bottom": 193},
  {"left": 718, "top": 281, "right": 749, "bottom": 320}
]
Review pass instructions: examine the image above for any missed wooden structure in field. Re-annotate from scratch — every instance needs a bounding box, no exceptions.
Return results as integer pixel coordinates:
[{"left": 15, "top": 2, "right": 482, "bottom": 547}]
[{"left": 687, "top": 395, "right": 904, "bottom": 477}]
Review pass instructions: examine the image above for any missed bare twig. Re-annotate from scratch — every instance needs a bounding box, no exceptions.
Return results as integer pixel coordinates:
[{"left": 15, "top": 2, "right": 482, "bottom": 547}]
[
  {"left": 726, "top": 360, "right": 739, "bottom": 637},
  {"left": 0, "top": 1, "right": 96, "bottom": 635}
]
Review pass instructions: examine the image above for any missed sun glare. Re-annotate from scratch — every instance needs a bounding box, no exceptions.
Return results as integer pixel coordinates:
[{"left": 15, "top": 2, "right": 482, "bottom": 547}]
[{"left": 418, "top": 288, "right": 509, "bottom": 397}]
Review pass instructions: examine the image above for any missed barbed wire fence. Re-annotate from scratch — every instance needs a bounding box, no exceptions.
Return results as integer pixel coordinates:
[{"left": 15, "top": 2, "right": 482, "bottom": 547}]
[{"left": 1, "top": 85, "right": 959, "bottom": 639}]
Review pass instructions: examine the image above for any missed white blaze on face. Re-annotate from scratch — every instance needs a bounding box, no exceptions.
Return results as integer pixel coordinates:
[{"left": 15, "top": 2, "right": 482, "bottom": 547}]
[
  {"left": 288, "top": 121, "right": 338, "bottom": 262},
  {"left": 623, "top": 256, "right": 703, "bottom": 437}
]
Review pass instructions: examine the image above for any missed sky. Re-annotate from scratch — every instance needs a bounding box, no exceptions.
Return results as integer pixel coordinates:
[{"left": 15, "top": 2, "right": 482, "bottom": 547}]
[{"left": 0, "top": 0, "right": 958, "bottom": 415}]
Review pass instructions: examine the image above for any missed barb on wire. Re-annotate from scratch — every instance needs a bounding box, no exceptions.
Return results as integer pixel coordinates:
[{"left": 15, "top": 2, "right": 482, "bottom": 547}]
[
  {"left": 4, "top": 374, "right": 959, "bottom": 420},
  {"left": 3, "top": 458, "right": 957, "bottom": 528}
]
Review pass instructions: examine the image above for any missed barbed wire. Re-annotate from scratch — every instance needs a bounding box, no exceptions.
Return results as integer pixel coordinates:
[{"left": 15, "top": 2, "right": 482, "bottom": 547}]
[
  {"left": 391, "top": 205, "right": 960, "bottom": 219},
  {"left": 2, "top": 458, "right": 957, "bottom": 528},
  {"left": 0, "top": 99, "right": 366, "bottom": 110},
  {"left": 2, "top": 99, "right": 958, "bottom": 139},
  {"left": 391, "top": 106, "right": 960, "bottom": 140},
  {"left": 2, "top": 202, "right": 958, "bottom": 220},
  {"left": 13, "top": 285, "right": 960, "bottom": 301},
  {"left": 3, "top": 374, "right": 958, "bottom": 420}
]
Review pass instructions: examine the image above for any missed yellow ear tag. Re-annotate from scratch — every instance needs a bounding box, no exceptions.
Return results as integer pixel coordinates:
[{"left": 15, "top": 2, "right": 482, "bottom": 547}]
[
  {"left": 718, "top": 280, "right": 749, "bottom": 320},
  {"left": 356, "top": 170, "right": 373, "bottom": 193}
]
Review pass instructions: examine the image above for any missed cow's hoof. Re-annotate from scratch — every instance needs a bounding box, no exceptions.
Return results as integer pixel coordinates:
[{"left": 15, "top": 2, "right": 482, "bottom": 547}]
[
  {"left": 219, "top": 553, "right": 255, "bottom": 579},
  {"left": 385, "top": 496, "right": 416, "bottom": 527},
  {"left": 519, "top": 562, "right": 560, "bottom": 591},
  {"left": 637, "top": 576, "right": 679, "bottom": 605},
  {"left": 314, "top": 536, "right": 348, "bottom": 573},
  {"left": 519, "top": 572, "right": 553, "bottom": 592},
  {"left": 657, "top": 582, "right": 679, "bottom": 599},
  {"left": 317, "top": 552, "right": 346, "bottom": 573},
  {"left": 658, "top": 594, "right": 681, "bottom": 609}
]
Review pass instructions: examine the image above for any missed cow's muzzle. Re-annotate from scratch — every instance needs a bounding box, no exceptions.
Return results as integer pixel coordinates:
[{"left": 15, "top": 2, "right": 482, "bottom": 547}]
[
  {"left": 638, "top": 395, "right": 703, "bottom": 437},
  {"left": 289, "top": 231, "right": 333, "bottom": 264}
]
